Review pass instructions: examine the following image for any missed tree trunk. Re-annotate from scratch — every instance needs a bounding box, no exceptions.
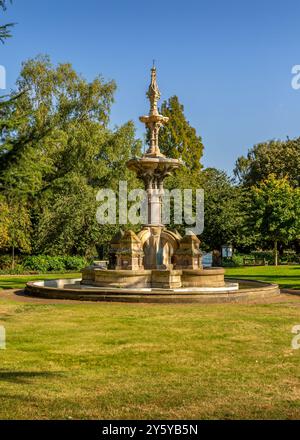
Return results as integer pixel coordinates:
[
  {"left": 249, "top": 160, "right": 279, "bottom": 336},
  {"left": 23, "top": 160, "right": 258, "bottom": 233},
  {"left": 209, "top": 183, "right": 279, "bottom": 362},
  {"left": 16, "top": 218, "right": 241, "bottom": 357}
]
[
  {"left": 274, "top": 240, "right": 278, "bottom": 266},
  {"left": 11, "top": 244, "right": 15, "bottom": 270}
]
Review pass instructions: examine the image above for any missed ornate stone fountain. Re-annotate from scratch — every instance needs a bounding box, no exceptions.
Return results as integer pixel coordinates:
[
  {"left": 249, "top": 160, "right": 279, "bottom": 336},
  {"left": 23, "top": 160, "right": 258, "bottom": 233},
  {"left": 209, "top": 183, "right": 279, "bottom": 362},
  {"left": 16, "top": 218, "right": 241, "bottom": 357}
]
[
  {"left": 81, "top": 67, "right": 226, "bottom": 290},
  {"left": 25, "top": 67, "right": 281, "bottom": 302}
]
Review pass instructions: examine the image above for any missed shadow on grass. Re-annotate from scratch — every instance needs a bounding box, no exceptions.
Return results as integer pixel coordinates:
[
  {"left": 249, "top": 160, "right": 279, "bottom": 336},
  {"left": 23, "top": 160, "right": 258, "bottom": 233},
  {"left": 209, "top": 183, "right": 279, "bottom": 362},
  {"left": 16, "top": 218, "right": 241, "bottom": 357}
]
[
  {"left": 0, "top": 282, "right": 27, "bottom": 290},
  {"left": 0, "top": 371, "right": 65, "bottom": 383}
]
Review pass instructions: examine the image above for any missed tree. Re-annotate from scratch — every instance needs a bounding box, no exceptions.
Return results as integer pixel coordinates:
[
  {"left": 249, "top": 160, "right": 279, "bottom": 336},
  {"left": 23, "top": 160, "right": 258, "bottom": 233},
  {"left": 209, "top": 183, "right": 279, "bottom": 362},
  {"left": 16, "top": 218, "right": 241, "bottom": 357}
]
[
  {"left": 0, "top": 0, "right": 14, "bottom": 43},
  {"left": 6, "top": 198, "right": 32, "bottom": 268},
  {"left": 199, "top": 168, "right": 244, "bottom": 251},
  {"left": 246, "top": 175, "right": 300, "bottom": 265},
  {"left": 147, "top": 95, "right": 204, "bottom": 172},
  {"left": 0, "top": 195, "right": 9, "bottom": 248},
  {"left": 0, "top": 195, "right": 31, "bottom": 267},
  {"left": 33, "top": 121, "right": 141, "bottom": 257},
  {"left": 0, "top": 56, "right": 142, "bottom": 257},
  {"left": 234, "top": 138, "right": 300, "bottom": 188}
]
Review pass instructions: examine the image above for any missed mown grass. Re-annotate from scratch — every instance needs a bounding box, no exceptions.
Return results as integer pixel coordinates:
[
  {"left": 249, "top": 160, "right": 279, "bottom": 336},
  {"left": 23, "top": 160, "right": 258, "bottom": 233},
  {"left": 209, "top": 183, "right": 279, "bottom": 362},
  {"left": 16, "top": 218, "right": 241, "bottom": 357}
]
[
  {"left": 0, "top": 299, "right": 300, "bottom": 419},
  {"left": 0, "top": 265, "right": 299, "bottom": 291},
  {"left": 0, "top": 267, "right": 299, "bottom": 419},
  {"left": 225, "top": 265, "right": 300, "bottom": 290},
  {"left": 0, "top": 273, "right": 81, "bottom": 291}
]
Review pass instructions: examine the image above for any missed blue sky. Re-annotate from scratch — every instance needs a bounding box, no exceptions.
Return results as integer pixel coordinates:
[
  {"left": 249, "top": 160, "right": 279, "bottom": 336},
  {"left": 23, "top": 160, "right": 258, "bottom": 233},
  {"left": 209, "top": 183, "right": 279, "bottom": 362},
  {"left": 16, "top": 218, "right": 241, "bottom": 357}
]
[{"left": 2, "top": 0, "right": 300, "bottom": 173}]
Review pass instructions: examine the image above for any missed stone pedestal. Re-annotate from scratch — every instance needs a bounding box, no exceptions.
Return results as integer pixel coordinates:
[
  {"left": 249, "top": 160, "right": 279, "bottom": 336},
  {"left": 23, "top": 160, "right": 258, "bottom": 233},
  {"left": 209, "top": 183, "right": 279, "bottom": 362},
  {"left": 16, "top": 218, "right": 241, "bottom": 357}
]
[
  {"left": 108, "top": 230, "right": 124, "bottom": 269},
  {"left": 151, "top": 269, "right": 182, "bottom": 288},
  {"left": 81, "top": 268, "right": 152, "bottom": 288},
  {"left": 174, "top": 233, "right": 202, "bottom": 269},
  {"left": 115, "top": 230, "right": 144, "bottom": 270},
  {"left": 80, "top": 68, "right": 227, "bottom": 294},
  {"left": 181, "top": 267, "right": 225, "bottom": 287}
]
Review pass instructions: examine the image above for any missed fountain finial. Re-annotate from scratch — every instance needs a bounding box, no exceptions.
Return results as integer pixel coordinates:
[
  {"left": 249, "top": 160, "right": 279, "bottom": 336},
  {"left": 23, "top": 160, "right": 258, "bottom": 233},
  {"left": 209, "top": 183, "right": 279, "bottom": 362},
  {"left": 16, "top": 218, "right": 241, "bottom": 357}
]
[
  {"left": 139, "top": 66, "right": 169, "bottom": 157},
  {"left": 147, "top": 66, "right": 160, "bottom": 116}
]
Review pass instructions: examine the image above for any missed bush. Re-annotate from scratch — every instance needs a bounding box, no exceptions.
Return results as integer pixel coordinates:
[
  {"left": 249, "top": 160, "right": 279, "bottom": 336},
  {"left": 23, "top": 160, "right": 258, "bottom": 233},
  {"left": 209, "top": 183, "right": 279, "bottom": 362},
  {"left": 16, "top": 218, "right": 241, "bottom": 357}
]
[
  {"left": 0, "top": 255, "right": 13, "bottom": 270},
  {"left": 23, "top": 255, "right": 51, "bottom": 272},
  {"left": 281, "top": 250, "right": 299, "bottom": 264},
  {"left": 22, "top": 255, "right": 87, "bottom": 272},
  {"left": 251, "top": 251, "right": 274, "bottom": 264},
  {"left": 0, "top": 255, "right": 25, "bottom": 271},
  {"left": 222, "top": 254, "right": 245, "bottom": 267},
  {"left": 63, "top": 256, "right": 87, "bottom": 270},
  {"left": 47, "top": 256, "right": 65, "bottom": 272}
]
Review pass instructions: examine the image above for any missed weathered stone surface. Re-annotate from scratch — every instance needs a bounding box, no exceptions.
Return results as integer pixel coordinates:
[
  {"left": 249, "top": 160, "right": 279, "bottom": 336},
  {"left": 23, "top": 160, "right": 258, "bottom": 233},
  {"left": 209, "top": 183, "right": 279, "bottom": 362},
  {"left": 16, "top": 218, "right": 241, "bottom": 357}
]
[
  {"left": 115, "top": 230, "right": 144, "bottom": 271},
  {"left": 108, "top": 229, "right": 124, "bottom": 269},
  {"left": 151, "top": 269, "right": 182, "bottom": 288},
  {"left": 174, "top": 233, "right": 202, "bottom": 270},
  {"left": 81, "top": 269, "right": 152, "bottom": 288},
  {"left": 181, "top": 268, "right": 225, "bottom": 287},
  {"left": 25, "top": 278, "right": 281, "bottom": 303}
]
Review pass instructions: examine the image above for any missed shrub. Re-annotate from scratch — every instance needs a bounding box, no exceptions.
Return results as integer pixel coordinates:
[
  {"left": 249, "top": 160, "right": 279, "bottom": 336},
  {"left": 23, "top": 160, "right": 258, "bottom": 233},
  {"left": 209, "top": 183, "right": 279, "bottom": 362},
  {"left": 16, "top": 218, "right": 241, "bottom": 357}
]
[
  {"left": 22, "top": 255, "right": 87, "bottom": 272},
  {"left": 0, "top": 255, "right": 13, "bottom": 270},
  {"left": 251, "top": 251, "right": 274, "bottom": 264},
  {"left": 63, "top": 256, "right": 87, "bottom": 270},
  {"left": 281, "top": 250, "right": 299, "bottom": 264},
  {"left": 23, "top": 255, "right": 51, "bottom": 272},
  {"left": 222, "top": 254, "right": 245, "bottom": 267},
  {"left": 47, "top": 256, "right": 65, "bottom": 272},
  {"left": 0, "top": 255, "right": 25, "bottom": 271}
]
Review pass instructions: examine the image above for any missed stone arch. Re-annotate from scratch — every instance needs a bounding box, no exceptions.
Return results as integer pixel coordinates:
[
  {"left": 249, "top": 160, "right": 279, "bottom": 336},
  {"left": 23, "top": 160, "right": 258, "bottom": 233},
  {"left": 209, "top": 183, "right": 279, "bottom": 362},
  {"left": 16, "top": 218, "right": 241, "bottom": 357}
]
[{"left": 138, "top": 227, "right": 181, "bottom": 269}]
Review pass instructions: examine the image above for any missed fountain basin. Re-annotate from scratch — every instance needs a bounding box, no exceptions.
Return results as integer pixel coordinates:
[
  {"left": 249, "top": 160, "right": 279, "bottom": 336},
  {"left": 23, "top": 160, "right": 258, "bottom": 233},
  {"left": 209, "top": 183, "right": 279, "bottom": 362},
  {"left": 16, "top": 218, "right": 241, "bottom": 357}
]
[{"left": 25, "top": 278, "right": 280, "bottom": 303}]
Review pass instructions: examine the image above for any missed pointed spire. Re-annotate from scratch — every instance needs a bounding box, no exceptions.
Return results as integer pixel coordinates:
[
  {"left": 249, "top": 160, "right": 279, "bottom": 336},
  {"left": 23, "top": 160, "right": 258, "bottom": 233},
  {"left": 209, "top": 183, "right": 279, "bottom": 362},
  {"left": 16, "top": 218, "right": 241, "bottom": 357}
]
[
  {"left": 147, "top": 66, "right": 161, "bottom": 116},
  {"left": 139, "top": 66, "right": 169, "bottom": 157}
]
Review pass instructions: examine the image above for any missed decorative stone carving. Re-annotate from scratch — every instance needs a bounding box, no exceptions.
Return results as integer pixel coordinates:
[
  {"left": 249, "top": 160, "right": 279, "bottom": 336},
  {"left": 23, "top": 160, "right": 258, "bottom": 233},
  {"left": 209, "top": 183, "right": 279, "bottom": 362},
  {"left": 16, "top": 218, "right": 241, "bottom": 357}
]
[
  {"left": 139, "top": 66, "right": 169, "bottom": 157},
  {"left": 115, "top": 230, "right": 144, "bottom": 270},
  {"left": 108, "top": 229, "right": 124, "bottom": 269},
  {"left": 151, "top": 269, "right": 182, "bottom": 289},
  {"left": 173, "top": 233, "right": 202, "bottom": 269},
  {"left": 79, "top": 67, "right": 227, "bottom": 291},
  {"left": 138, "top": 227, "right": 181, "bottom": 270}
]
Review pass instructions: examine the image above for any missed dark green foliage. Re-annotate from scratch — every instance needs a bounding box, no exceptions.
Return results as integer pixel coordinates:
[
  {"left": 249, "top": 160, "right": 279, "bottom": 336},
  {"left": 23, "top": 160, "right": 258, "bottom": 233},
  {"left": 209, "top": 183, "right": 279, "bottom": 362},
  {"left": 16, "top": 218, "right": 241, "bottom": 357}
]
[
  {"left": 147, "top": 95, "right": 204, "bottom": 171},
  {"left": 0, "top": 56, "right": 141, "bottom": 257},
  {"left": 22, "top": 255, "right": 87, "bottom": 272},
  {"left": 244, "top": 175, "right": 300, "bottom": 264},
  {"left": 234, "top": 137, "right": 300, "bottom": 188},
  {"left": 0, "top": 0, "right": 14, "bottom": 44},
  {"left": 199, "top": 168, "right": 244, "bottom": 250}
]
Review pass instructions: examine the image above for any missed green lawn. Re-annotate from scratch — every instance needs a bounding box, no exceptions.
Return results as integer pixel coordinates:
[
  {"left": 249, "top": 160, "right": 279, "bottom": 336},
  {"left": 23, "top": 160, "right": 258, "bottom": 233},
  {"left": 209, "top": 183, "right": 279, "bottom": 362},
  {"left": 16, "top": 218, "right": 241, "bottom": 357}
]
[
  {"left": 0, "top": 273, "right": 81, "bottom": 291},
  {"left": 0, "top": 267, "right": 300, "bottom": 419},
  {"left": 225, "top": 265, "right": 300, "bottom": 290},
  {"left": 0, "top": 265, "right": 299, "bottom": 292},
  {"left": 0, "top": 299, "right": 300, "bottom": 419}
]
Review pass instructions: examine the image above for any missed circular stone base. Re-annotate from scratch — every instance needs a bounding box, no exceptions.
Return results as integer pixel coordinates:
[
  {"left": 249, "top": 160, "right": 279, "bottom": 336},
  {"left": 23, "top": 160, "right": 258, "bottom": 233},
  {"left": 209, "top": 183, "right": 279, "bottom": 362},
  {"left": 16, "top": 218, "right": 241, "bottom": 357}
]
[{"left": 25, "top": 278, "right": 280, "bottom": 304}]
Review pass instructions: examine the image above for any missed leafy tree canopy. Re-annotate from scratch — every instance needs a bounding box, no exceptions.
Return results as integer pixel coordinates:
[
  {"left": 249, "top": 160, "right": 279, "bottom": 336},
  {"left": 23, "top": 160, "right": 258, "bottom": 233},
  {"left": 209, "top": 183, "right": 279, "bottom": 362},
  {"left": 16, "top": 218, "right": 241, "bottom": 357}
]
[
  {"left": 0, "top": 56, "right": 141, "bottom": 257},
  {"left": 147, "top": 95, "right": 204, "bottom": 172},
  {"left": 199, "top": 168, "right": 244, "bottom": 250},
  {"left": 234, "top": 137, "right": 300, "bottom": 188},
  {"left": 0, "top": 0, "right": 14, "bottom": 43},
  {"left": 245, "top": 174, "right": 300, "bottom": 264}
]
